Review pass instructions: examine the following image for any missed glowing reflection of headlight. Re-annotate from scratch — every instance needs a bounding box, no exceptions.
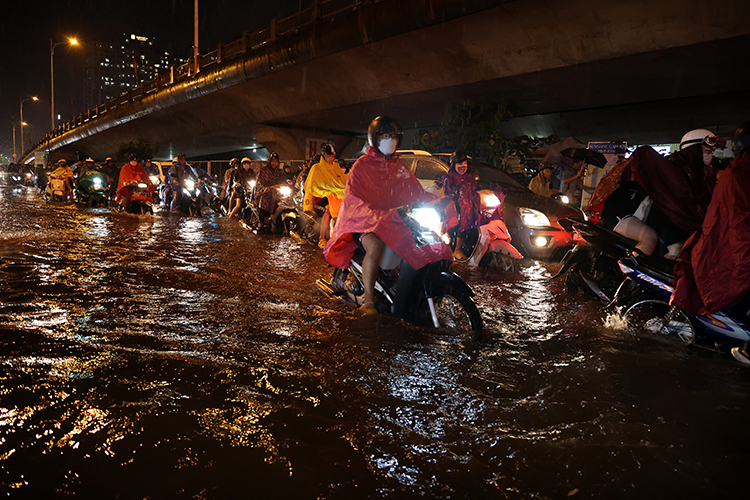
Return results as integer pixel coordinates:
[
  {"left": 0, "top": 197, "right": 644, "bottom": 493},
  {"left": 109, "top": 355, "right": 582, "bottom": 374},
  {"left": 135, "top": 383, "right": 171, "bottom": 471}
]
[
  {"left": 518, "top": 208, "right": 550, "bottom": 227},
  {"left": 185, "top": 179, "right": 195, "bottom": 190},
  {"left": 411, "top": 207, "right": 441, "bottom": 230},
  {"left": 559, "top": 195, "right": 570, "bottom": 204},
  {"left": 149, "top": 175, "right": 159, "bottom": 184},
  {"left": 278, "top": 186, "right": 292, "bottom": 197},
  {"left": 137, "top": 183, "right": 148, "bottom": 189},
  {"left": 484, "top": 194, "right": 500, "bottom": 208},
  {"left": 183, "top": 188, "right": 191, "bottom": 196}
]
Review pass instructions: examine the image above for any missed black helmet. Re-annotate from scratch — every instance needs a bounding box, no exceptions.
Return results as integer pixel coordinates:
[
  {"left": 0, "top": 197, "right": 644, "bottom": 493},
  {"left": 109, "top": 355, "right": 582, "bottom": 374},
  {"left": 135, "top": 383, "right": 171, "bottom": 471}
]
[
  {"left": 268, "top": 152, "right": 280, "bottom": 162},
  {"left": 450, "top": 151, "right": 468, "bottom": 166},
  {"left": 321, "top": 144, "right": 336, "bottom": 156},
  {"left": 177, "top": 153, "right": 186, "bottom": 160},
  {"left": 732, "top": 122, "right": 750, "bottom": 155},
  {"left": 128, "top": 153, "right": 138, "bottom": 161},
  {"left": 367, "top": 116, "right": 403, "bottom": 149}
]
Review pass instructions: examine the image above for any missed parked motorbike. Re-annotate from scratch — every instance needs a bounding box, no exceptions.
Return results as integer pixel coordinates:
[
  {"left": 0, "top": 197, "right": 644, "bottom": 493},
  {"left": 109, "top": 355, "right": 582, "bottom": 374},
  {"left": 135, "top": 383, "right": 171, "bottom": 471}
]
[
  {"left": 610, "top": 251, "right": 750, "bottom": 364},
  {"left": 77, "top": 170, "right": 110, "bottom": 207},
  {"left": 316, "top": 205, "right": 483, "bottom": 337}
]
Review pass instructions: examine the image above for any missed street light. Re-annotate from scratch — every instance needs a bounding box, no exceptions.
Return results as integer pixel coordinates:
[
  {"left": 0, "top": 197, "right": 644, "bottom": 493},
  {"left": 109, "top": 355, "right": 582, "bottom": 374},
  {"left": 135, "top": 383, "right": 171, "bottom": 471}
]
[
  {"left": 11, "top": 122, "right": 27, "bottom": 164},
  {"left": 50, "top": 37, "right": 79, "bottom": 130},
  {"left": 20, "top": 96, "right": 39, "bottom": 157}
]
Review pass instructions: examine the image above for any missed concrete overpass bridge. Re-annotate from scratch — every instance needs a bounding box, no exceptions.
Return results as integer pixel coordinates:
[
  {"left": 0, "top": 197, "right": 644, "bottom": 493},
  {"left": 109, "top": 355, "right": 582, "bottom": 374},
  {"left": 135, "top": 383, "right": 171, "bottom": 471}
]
[{"left": 21, "top": 0, "right": 750, "bottom": 164}]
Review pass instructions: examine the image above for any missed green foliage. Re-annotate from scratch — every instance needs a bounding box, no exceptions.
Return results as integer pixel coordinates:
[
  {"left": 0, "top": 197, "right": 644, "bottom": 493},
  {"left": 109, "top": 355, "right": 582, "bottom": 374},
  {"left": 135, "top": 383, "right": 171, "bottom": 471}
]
[
  {"left": 415, "top": 97, "right": 558, "bottom": 171},
  {"left": 115, "top": 138, "right": 158, "bottom": 162}
]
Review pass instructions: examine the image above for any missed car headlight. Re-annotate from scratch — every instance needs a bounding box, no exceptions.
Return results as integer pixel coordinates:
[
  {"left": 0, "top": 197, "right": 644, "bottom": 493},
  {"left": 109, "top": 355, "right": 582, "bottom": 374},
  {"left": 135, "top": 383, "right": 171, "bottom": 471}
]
[
  {"left": 149, "top": 175, "right": 159, "bottom": 184},
  {"left": 484, "top": 194, "right": 501, "bottom": 208},
  {"left": 410, "top": 207, "right": 441, "bottom": 231},
  {"left": 185, "top": 179, "right": 195, "bottom": 190},
  {"left": 278, "top": 186, "right": 292, "bottom": 197},
  {"left": 518, "top": 207, "right": 550, "bottom": 227}
]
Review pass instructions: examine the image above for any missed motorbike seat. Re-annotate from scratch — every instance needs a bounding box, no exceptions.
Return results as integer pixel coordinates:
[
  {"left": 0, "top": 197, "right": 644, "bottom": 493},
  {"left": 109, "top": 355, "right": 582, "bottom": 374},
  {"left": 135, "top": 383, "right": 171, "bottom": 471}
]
[{"left": 628, "top": 251, "right": 675, "bottom": 284}]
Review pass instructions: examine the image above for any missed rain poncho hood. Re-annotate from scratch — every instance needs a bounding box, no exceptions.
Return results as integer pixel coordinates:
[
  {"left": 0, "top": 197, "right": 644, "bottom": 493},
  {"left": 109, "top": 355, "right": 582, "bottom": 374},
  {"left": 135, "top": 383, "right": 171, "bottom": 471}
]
[
  {"left": 324, "top": 147, "right": 453, "bottom": 270},
  {"left": 671, "top": 151, "right": 750, "bottom": 315},
  {"left": 303, "top": 157, "right": 347, "bottom": 217},
  {"left": 587, "top": 145, "right": 704, "bottom": 235},
  {"left": 51, "top": 164, "right": 73, "bottom": 179}
]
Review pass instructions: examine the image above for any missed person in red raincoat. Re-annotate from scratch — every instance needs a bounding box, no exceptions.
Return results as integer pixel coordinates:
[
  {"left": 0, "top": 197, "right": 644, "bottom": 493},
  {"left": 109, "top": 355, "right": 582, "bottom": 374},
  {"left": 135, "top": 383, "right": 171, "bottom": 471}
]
[
  {"left": 117, "top": 153, "right": 154, "bottom": 212},
  {"left": 324, "top": 116, "right": 453, "bottom": 313},
  {"left": 441, "top": 151, "right": 481, "bottom": 260},
  {"left": 671, "top": 124, "right": 750, "bottom": 322}
]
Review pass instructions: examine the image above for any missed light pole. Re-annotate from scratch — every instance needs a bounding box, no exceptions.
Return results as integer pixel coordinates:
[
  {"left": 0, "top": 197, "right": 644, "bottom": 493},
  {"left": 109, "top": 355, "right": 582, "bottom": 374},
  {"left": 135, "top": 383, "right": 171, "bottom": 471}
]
[
  {"left": 20, "top": 96, "right": 39, "bottom": 157},
  {"left": 11, "top": 122, "right": 27, "bottom": 164},
  {"left": 50, "top": 38, "right": 78, "bottom": 131}
]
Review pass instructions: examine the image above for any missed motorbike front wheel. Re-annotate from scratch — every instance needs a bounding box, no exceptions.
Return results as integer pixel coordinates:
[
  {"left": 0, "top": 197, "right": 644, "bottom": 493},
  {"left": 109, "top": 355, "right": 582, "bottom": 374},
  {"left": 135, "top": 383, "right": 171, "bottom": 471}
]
[
  {"left": 620, "top": 297, "right": 696, "bottom": 344},
  {"left": 428, "top": 284, "right": 483, "bottom": 339}
]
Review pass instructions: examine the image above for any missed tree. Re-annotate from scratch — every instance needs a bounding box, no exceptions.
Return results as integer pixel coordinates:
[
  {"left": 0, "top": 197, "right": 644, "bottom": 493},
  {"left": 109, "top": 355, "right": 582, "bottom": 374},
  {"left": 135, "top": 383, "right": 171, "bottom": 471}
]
[
  {"left": 415, "top": 97, "right": 558, "bottom": 171},
  {"left": 116, "top": 137, "right": 158, "bottom": 161}
]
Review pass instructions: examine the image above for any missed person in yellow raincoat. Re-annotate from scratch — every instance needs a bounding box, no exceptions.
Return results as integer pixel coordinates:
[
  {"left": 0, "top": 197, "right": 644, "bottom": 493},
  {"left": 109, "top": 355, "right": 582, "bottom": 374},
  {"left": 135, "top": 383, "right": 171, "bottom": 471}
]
[
  {"left": 303, "top": 144, "right": 347, "bottom": 248},
  {"left": 50, "top": 159, "right": 75, "bottom": 201}
]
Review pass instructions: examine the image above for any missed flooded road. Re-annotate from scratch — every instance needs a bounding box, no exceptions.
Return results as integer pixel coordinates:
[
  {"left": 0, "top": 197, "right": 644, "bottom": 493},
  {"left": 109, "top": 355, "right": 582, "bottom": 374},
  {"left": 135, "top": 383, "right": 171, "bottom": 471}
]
[{"left": 1, "top": 184, "right": 748, "bottom": 498}]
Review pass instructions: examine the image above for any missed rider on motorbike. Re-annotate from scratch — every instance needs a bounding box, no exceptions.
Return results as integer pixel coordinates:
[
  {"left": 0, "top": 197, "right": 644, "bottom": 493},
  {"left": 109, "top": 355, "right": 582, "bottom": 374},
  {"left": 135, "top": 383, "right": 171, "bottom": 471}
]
[
  {"left": 324, "top": 116, "right": 452, "bottom": 314},
  {"left": 254, "top": 152, "right": 287, "bottom": 219},
  {"left": 50, "top": 159, "right": 75, "bottom": 201},
  {"left": 228, "top": 157, "right": 256, "bottom": 218},
  {"left": 168, "top": 153, "right": 193, "bottom": 211},
  {"left": 303, "top": 144, "right": 347, "bottom": 248},
  {"left": 441, "top": 151, "right": 482, "bottom": 260},
  {"left": 117, "top": 153, "right": 154, "bottom": 212},
  {"left": 220, "top": 158, "right": 240, "bottom": 202}
]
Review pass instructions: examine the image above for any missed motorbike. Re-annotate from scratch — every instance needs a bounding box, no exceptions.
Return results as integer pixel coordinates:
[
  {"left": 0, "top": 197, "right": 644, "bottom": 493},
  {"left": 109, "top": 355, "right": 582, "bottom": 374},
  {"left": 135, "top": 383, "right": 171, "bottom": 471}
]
[
  {"left": 76, "top": 170, "right": 110, "bottom": 207},
  {"left": 174, "top": 177, "right": 211, "bottom": 216},
  {"left": 316, "top": 205, "right": 483, "bottom": 338},
  {"left": 459, "top": 190, "right": 524, "bottom": 270},
  {"left": 243, "top": 182, "right": 300, "bottom": 235},
  {"left": 610, "top": 250, "right": 750, "bottom": 365},
  {"left": 44, "top": 174, "right": 72, "bottom": 202},
  {"left": 553, "top": 218, "right": 637, "bottom": 303},
  {"left": 148, "top": 174, "right": 162, "bottom": 205},
  {"left": 120, "top": 181, "right": 154, "bottom": 215},
  {"left": 20, "top": 168, "right": 35, "bottom": 186}
]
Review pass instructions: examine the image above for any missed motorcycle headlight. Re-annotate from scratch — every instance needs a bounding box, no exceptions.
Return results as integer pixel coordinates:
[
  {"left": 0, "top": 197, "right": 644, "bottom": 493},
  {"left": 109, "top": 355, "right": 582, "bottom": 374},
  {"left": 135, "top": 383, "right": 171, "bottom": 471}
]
[
  {"left": 183, "top": 188, "right": 190, "bottom": 196},
  {"left": 278, "top": 186, "right": 292, "bottom": 197},
  {"left": 518, "top": 207, "right": 550, "bottom": 227},
  {"left": 93, "top": 178, "right": 102, "bottom": 187},
  {"left": 410, "top": 207, "right": 441, "bottom": 230},
  {"left": 484, "top": 194, "right": 501, "bottom": 208},
  {"left": 149, "top": 175, "right": 159, "bottom": 184},
  {"left": 185, "top": 179, "right": 195, "bottom": 190},
  {"left": 26, "top": 173, "right": 32, "bottom": 178},
  {"left": 137, "top": 183, "right": 148, "bottom": 189},
  {"left": 248, "top": 180, "right": 256, "bottom": 190},
  {"left": 559, "top": 195, "right": 570, "bottom": 204}
]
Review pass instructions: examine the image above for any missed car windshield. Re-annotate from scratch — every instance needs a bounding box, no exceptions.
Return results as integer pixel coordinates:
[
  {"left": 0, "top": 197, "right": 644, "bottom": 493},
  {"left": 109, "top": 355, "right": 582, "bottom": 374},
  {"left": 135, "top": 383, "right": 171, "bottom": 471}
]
[{"left": 468, "top": 161, "right": 527, "bottom": 192}]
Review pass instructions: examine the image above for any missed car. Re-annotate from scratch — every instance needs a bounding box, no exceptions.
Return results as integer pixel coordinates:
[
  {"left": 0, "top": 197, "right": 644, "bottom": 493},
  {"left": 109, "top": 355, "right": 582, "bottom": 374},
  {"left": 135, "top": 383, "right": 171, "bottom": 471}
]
[{"left": 397, "top": 152, "right": 586, "bottom": 260}]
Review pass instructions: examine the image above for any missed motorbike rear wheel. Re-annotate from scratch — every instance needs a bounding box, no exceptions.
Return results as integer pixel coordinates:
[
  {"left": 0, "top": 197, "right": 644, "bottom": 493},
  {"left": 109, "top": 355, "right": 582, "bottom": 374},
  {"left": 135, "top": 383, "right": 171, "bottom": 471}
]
[
  {"left": 428, "top": 284, "right": 483, "bottom": 339},
  {"left": 620, "top": 297, "right": 696, "bottom": 344}
]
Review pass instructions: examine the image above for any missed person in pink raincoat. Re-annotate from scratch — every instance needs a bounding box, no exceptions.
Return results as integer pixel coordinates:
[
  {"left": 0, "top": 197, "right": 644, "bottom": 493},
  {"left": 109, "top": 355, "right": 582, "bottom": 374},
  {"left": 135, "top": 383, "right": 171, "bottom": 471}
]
[{"left": 324, "top": 116, "right": 453, "bottom": 313}]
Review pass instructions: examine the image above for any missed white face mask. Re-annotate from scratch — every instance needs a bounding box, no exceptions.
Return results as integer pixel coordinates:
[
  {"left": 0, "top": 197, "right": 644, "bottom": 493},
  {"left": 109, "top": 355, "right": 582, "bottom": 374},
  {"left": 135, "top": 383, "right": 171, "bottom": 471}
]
[
  {"left": 703, "top": 151, "right": 713, "bottom": 167},
  {"left": 378, "top": 138, "right": 398, "bottom": 156},
  {"left": 243, "top": 164, "right": 251, "bottom": 170},
  {"left": 129, "top": 160, "right": 137, "bottom": 166}
]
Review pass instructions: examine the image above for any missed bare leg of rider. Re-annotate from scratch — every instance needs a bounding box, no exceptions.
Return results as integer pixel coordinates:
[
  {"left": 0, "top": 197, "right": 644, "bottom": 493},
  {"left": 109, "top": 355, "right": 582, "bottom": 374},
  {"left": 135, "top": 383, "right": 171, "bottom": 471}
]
[
  {"left": 614, "top": 216, "right": 658, "bottom": 255},
  {"left": 361, "top": 233, "right": 386, "bottom": 312}
]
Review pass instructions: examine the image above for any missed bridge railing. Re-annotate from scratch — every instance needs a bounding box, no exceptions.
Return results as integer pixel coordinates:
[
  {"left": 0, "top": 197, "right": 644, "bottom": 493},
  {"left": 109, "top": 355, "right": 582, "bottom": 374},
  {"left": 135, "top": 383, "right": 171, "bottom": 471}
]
[{"left": 24, "top": 0, "right": 370, "bottom": 161}]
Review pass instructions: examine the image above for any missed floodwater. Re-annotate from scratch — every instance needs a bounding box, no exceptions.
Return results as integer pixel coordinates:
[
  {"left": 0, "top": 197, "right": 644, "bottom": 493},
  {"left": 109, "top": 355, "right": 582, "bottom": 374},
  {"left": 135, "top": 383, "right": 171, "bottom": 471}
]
[{"left": 1, "top": 184, "right": 748, "bottom": 499}]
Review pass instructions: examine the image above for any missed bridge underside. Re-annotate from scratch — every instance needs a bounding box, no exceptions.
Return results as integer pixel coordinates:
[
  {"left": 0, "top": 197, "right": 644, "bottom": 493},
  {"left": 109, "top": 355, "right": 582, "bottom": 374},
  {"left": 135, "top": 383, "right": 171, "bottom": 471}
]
[{"left": 38, "top": 0, "right": 750, "bottom": 162}]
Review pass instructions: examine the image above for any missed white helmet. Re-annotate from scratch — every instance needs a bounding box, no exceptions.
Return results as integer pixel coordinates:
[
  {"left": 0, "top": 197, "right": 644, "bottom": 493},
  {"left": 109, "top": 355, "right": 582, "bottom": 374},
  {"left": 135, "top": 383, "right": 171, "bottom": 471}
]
[{"left": 680, "top": 129, "right": 719, "bottom": 150}]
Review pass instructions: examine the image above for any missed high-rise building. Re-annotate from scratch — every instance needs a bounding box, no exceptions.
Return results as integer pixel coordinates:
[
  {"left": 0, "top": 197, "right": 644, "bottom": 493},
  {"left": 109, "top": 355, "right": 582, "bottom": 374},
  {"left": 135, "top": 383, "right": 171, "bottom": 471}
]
[{"left": 84, "top": 34, "right": 186, "bottom": 110}]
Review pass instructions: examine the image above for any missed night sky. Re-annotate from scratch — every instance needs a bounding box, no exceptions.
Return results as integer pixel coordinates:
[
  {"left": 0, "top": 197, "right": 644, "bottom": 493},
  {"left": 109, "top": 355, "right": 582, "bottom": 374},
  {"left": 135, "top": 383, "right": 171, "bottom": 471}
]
[{"left": 1, "top": 0, "right": 303, "bottom": 162}]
